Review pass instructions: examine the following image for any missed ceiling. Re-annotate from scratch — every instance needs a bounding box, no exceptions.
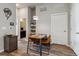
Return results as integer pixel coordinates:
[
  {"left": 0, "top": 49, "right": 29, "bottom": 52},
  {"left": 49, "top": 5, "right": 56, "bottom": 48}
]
[
  {"left": 16, "top": 3, "right": 43, "bottom": 8},
  {"left": 16, "top": 3, "right": 70, "bottom": 9}
]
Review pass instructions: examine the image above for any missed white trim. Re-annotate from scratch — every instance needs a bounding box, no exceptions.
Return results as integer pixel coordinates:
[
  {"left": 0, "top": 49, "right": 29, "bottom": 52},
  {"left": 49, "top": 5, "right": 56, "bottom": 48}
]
[{"left": 0, "top": 49, "right": 4, "bottom": 53}]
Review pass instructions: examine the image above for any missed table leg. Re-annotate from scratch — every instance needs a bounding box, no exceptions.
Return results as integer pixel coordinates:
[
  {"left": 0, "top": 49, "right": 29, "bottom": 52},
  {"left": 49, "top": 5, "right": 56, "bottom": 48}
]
[
  {"left": 27, "top": 38, "right": 29, "bottom": 54},
  {"left": 40, "top": 38, "right": 42, "bottom": 56}
]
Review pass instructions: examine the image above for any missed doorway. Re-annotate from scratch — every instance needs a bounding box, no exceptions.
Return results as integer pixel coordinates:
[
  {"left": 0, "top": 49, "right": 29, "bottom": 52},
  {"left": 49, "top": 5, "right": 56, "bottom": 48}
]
[
  {"left": 51, "top": 12, "right": 68, "bottom": 46},
  {"left": 16, "top": 17, "right": 28, "bottom": 51},
  {"left": 20, "top": 18, "right": 26, "bottom": 39}
]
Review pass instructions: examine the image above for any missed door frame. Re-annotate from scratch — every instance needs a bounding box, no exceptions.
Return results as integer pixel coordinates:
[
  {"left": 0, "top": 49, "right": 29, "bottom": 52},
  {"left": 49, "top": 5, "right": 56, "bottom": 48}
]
[{"left": 16, "top": 17, "right": 28, "bottom": 41}]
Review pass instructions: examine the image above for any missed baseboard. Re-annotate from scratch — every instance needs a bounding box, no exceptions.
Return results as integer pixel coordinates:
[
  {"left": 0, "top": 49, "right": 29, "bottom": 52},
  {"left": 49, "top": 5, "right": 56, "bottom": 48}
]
[
  {"left": 68, "top": 45, "right": 78, "bottom": 56},
  {"left": 71, "top": 48, "right": 78, "bottom": 56},
  {"left": 0, "top": 49, "right": 4, "bottom": 53}
]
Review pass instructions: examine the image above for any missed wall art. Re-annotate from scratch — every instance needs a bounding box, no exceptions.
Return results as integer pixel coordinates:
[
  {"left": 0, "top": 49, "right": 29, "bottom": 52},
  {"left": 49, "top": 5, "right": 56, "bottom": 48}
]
[{"left": 3, "top": 8, "right": 12, "bottom": 20}]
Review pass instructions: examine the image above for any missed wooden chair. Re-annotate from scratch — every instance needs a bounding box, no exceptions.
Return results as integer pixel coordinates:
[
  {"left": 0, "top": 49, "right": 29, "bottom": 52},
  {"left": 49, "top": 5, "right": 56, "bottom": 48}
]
[
  {"left": 41, "top": 35, "right": 51, "bottom": 46},
  {"left": 41, "top": 35, "right": 51, "bottom": 55},
  {"left": 28, "top": 34, "right": 51, "bottom": 55}
]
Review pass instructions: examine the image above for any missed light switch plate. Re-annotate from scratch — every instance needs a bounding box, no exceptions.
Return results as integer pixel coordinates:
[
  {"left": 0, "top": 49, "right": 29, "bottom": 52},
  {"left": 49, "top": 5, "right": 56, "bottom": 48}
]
[{"left": 2, "top": 27, "right": 6, "bottom": 30}]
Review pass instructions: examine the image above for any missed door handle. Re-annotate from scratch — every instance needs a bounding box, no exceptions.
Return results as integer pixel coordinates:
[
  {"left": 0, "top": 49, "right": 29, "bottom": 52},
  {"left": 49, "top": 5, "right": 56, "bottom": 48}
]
[
  {"left": 76, "top": 32, "right": 79, "bottom": 34},
  {"left": 64, "top": 30, "right": 66, "bottom": 32}
]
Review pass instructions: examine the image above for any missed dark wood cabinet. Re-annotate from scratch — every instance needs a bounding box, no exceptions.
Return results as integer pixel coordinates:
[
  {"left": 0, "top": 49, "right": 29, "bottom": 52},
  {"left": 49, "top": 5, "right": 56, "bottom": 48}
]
[{"left": 4, "top": 35, "right": 17, "bottom": 52}]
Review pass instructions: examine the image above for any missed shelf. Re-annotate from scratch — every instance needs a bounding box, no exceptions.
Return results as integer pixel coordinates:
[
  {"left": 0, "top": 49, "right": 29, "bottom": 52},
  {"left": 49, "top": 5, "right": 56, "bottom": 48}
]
[
  {"left": 30, "top": 24, "right": 36, "bottom": 26},
  {"left": 31, "top": 26, "right": 36, "bottom": 28}
]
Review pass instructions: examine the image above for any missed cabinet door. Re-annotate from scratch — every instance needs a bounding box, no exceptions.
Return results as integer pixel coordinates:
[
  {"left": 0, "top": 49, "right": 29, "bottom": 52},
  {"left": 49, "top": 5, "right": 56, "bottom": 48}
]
[
  {"left": 4, "top": 36, "right": 9, "bottom": 52},
  {"left": 9, "top": 37, "right": 17, "bottom": 52}
]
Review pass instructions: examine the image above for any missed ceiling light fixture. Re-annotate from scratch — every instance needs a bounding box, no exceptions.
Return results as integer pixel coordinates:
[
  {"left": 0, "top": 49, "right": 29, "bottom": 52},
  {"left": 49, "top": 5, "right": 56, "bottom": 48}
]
[{"left": 16, "top": 4, "right": 20, "bottom": 7}]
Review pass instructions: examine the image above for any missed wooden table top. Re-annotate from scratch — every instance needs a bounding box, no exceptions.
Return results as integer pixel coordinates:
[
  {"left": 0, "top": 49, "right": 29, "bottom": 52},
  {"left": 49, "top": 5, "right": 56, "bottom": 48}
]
[{"left": 29, "top": 35, "right": 44, "bottom": 39}]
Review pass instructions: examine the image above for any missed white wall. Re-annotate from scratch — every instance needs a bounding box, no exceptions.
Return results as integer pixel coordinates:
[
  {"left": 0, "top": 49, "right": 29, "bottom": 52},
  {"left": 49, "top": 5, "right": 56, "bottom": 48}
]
[
  {"left": 0, "top": 3, "right": 16, "bottom": 51},
  {"left": 28, "top": 7, "right": 32, "bottom": 35},
  {"left": 18, "top": 8, "right": 28, "bottom": 19},
  {"left": 70, "top": 3, "right": 79, "bottom": 55},
  {"left": 36, "top": 3, "right": 69, "bottom": 34}
]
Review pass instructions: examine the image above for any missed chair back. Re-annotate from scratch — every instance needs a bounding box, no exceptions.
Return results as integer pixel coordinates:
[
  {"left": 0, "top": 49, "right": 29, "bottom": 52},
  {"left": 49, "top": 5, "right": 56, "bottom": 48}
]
[{"left": 42, "top": 35, "right": 51, "bottom": 44}]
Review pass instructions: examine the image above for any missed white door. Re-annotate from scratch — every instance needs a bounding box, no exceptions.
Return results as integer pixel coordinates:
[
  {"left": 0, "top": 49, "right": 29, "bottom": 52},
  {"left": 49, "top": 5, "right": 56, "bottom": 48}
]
[{"left": 51, "top": 12, "right": 68, "bottom": 45}]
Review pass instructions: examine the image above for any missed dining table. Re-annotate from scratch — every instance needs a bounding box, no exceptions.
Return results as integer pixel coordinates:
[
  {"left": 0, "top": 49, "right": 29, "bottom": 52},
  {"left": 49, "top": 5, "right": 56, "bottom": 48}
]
[{"left": 27, "top": 35, "right": 45, "bottom": 56}]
